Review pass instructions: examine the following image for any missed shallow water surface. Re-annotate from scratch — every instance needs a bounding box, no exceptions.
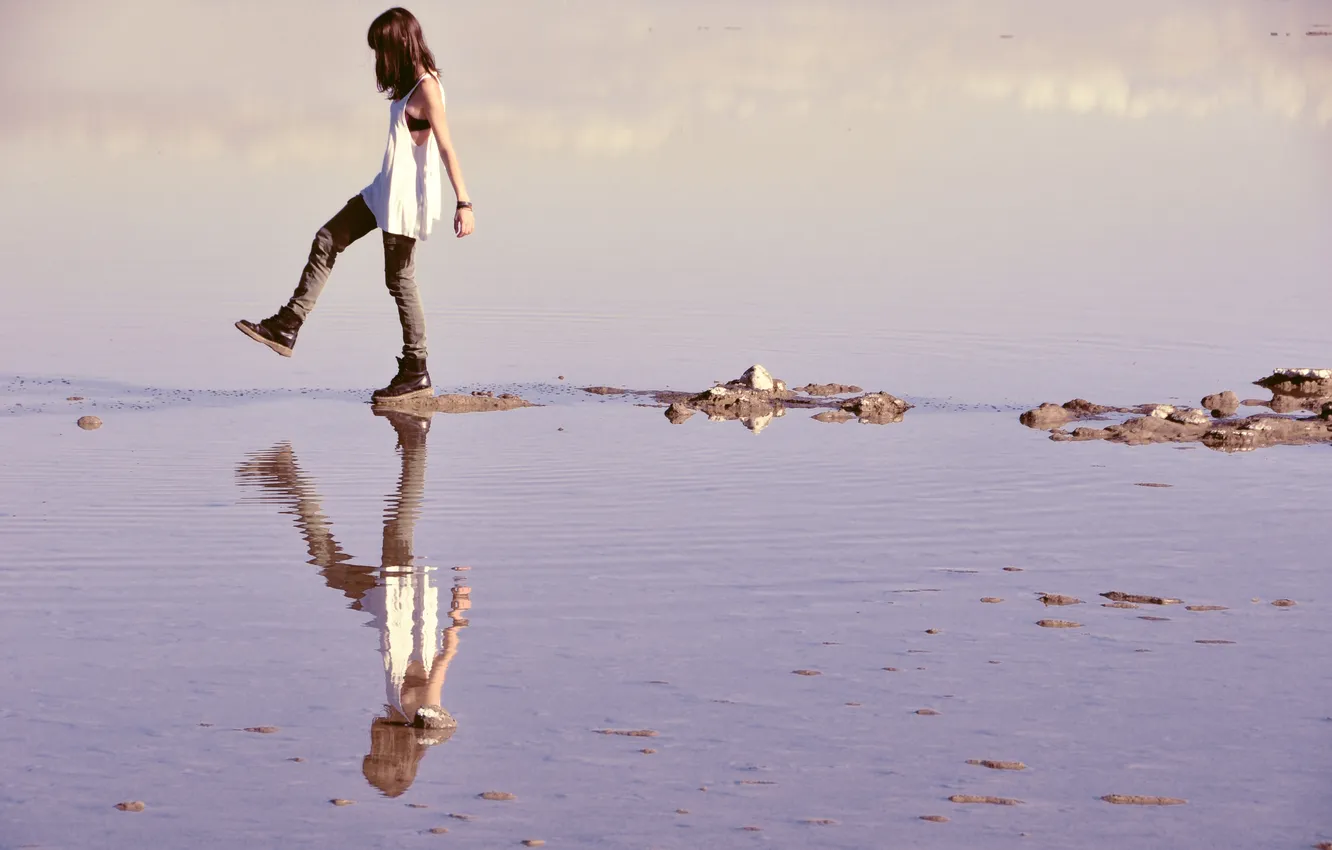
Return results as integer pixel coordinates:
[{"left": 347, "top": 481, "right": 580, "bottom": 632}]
[{"left": 1, "top": 390, "right": 1329, "bottom": 848}]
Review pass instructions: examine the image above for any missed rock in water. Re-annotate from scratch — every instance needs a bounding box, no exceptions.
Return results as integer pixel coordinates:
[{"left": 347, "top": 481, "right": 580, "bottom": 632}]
[
  {"left": 842, "top": 393, "right": 911, "bottom": 424},
  {"left": 664, "top": 402, "right": 694, "bottom": 424},
  {"left": 1201, "top": 391, "right": 1239, "bottom": 417},
  {"left": 77, "top": 415, "right": 102, "bottom": 430},
  {"left": 415, "top": 705, "right": 457, "bottom": 730},
  {"left": 114, "top": 801, "right": 146, "bottom": 812},
  {"left": 741, "top": 364, "right": 775, "bottom": 391}
]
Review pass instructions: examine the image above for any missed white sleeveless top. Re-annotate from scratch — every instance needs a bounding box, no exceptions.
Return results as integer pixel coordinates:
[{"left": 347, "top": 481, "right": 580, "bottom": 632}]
[{"left": 361, "top": 73, "right": 444, "bottom": 241}]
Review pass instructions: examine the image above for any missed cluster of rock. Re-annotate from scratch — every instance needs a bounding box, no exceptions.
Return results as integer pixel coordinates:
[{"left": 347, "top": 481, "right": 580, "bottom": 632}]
[
  {"left": 655, "top": 365, "right": 911, "bottom": 433},
  {"left": 1020, "top": 369, "right": 1332, "bottom": 452}
]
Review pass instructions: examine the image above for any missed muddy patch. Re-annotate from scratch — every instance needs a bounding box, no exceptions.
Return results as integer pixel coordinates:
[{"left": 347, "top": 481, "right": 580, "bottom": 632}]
[
  {"left": 1022, "top": 370, "right": 1332, "bottom": 451},
  {"left": 1100, "top": 794, "right": 1186, "bottom": 806},
  {"left": 376, "top": 391, "right": 536, "bottom": 415},
  {"left": 1101, "top": 591, "right": 1181, "bottom": 605},
  {"left": 948, "top": 795, "right": 1022, "bottom": 805},
  {"left": 582, "top": 365, "right": 910, "bottom": 432}
]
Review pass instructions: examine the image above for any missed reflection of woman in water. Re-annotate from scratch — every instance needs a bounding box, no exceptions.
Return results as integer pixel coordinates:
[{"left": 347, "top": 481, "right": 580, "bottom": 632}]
[{"left": 236, "top": 408, "right": 466, "bottom": 796}]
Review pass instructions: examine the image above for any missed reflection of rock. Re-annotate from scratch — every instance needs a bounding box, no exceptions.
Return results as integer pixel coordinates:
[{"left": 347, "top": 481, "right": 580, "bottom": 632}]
[
  {"left": 1201, "top": 391, "right": 1239, "bottom": 417},
  {"left": 664, "top": 403, "right": 695, "bottom": 424},
  {"left": 812, "top": 410, "right": 855, "bottom": 423}
]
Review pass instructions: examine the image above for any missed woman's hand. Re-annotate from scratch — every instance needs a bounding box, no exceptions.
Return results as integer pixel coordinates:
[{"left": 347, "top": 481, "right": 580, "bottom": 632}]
[{"left": 454, "top": 207, "right": 474, "bottom": 238}]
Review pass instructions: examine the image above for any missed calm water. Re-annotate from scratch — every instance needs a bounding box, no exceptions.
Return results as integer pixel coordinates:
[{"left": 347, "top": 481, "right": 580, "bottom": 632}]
[{"left": 2, "top": 1, "right": 1331, "bottom": 847}]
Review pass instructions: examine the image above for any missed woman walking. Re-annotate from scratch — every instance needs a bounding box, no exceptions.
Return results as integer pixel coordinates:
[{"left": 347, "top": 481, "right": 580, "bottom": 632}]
[{"left": 236, "top": 7, "right": 473, "bottom": 402}]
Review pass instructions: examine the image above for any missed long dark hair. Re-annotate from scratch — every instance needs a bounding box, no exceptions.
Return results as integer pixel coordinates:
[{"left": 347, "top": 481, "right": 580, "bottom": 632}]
[{"left": 367, "top": 8, "right": 437, "bottom": 101}]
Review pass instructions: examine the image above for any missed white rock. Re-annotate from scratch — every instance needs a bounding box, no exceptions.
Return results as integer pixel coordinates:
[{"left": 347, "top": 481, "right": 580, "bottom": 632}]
[
  {"left": 708, "top": 385, "right": 728, "bottom": 397},
  {"left": 1273, "top": 368, "right": 1332, "bottom": 379},
  {"left": 1147, "top": 405, "right": 1177, "bottom": 419},
  {"left": 1167, "top": 408, "right": 1210, "bottom": 426},
  {"left": 741, "top": 364, "right": 775, "bottom": 392}
]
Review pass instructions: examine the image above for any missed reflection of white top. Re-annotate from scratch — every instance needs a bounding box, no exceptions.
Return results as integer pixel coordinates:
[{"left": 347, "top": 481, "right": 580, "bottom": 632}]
[
  {"left": 360, "top": 73, "right": 444, "bottom": 241},
  {"left": 361, "top": 565, "right": 440, "bottom": 715}
]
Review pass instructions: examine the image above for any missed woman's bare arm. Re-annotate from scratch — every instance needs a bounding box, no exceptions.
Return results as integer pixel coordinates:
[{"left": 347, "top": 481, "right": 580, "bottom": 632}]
[{"left": 420, "top": 76, "right": 474, "bottom": 238}]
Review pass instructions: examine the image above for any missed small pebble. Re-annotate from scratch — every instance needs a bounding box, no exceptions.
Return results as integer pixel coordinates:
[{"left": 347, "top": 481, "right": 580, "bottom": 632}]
[
  {"left": 676, "top": 809, "right": 690, "bottom": 814},
  {"left": 919, "top": 815, "right": 949, "bottom": 823},
  {"left": 67, "top": 396, "right": 84, "bottom": 401},
  {"left": 243, "top": 726, "right": 279, "bottom": 734},
  {"left": 845, "top": 701, "right": 861, "bottom": 706},
  {"left": 595, "top": 729, "right": 658, "bottom": 737},
  {"left": 77, "top": 415, "right": 102, "bottom": 430},
  {"left": 882, "top": 667, "right": 899, "bottom": 672},
  {"left": 114, "top": 801, "right": 145, "bottom": 812},
  {"left": 429, "top": 827, "right": 449, "bottom": 834},
  {"left": 915, "top": 708, "right": 941, "bottom": 716},
  {"left": 925, "top": 628, "right": 941, "bottom": 634},
  {"left": 287, "top": 757, "right": 305, "bottom": 763},
  {"left": 740, "top": 825, "right": 762, "bottom": 831},
  {"left": 453, "top": 566, "right": 472, "bottom": 572},
  {"left": 1103, "top": 602, "right": 1139, "bottom": 609},
  {"left": 988, "top": 660, "right": 1001, "bottom": 664},
  {"left": 1038, "top": 593, "right": 1083, "bottom": 606},
  {"left": 802, "top": 818, "right": 838, "bottom": 825},
  {"left": 521, "top": 841, "right": 545, "bottom": 847},
  {"left": 1003, "top": 566, "right": 1024, "bottom": 572},
  {"left": 1196, "top": 639, "right": 1236, "bottom": 645},
  {"left": 1272, "top": 599, "right": 1297, "bottom": 607},
  {"left": 330, "top": 799, "right": 355, "bottom": 806},
  {"left": 449, "top": 813, "right": 474, "bottom": 821},
  {"left": 981, "top": 597, "right": 1003, "bottom": 603},
  {"left": 1036, "top": 619, "right": 1082, "bottom": 628},
  {"left": 407, "top": 803, "right": 429, "bottom": 808},
  {"left": 1138, "top": 616, "right": 1170, "bottom": 622},
  {"left": 479, "top": 791, "right": 516, "bottom": 801},
  {"left": 792, "top": 669, "right": 821, "bottom": 676},
  {"left": 640, "top": 748, "right": 657, "bottom": 754},
  {"left": 1185, "top": 605, "right": 1228, "bottom": 612}
]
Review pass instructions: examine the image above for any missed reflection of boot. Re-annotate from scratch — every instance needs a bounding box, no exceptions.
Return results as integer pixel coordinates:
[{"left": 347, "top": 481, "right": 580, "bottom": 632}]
[
  {"left": 235, "top": 306, "right": 302, "bottom": 357},
  {"left": 374, "top": 408, "right": 433, "bottom": 450},
  {"left": 373, "top": 355, "right": 433, "bottom": 402}
]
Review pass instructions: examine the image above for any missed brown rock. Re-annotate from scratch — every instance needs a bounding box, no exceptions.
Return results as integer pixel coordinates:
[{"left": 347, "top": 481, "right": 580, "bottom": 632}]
[
  {"left": 925, "top": 628, "right": 941, "bottom": 634},
  {"left": 595, "top": 728, "right": 658, "bottom": 737},
  {"left": 798, "top": 383, "right": 863, "bottom": 396},
  {"left": 1100, "top": 794, "right": 1186, "bottom": 805},
  {"left": 1185, "top": 605, "right": 1228, "bottom": 612},
  {"left": 521, "top": 841, "right": 546, "bottom": 847},
  {"left": 1102, "top": 602, "right": 1140, "bottom": 609},
  {"left": 243, "top": 726, "right": 279, "bottom": 734},
  {"left": 330, "top": 798, "right": 355, "bottom": 806},
  {"left": 740, "top": 825, "right": 762, "bottom": 831},
  {"left": 882, "top": 667, "right": 899, "bottom": 672},
  {"left": 841, "top": 392, "right": 912, "bottom": 424},
  {"left": 948, "top": 795, "right": 1022, "bottom": 805},
  {"left": 919, "top": 814, "right": 949, "bottom": 822},
  {"left": 640, "top": 748, "right": 657, "bottom": 754},
  {"left": 429, "top": 827, "right": 449, "bottom": 834},
  {"left": 967, "top": 759, "right": 1026, "bottom": 771},
  {"left": 1135, "top": 482, "right": 1172, "bottom": 488},
  {"left": 287, "top": 757, "right": 305, "bottom": 762},
  {"left": 67, "top": 396, "right": 84, "bottom": 401},
  {"left": 582, "top": 386, "right": 627, "bottom": 395},
  {"left": 1036, "top": 619, "right": 1082, "bottom": 628},
  {"left": 802, "top": 818, "right": 838, "bottom": 825},
  {"left": 1201, "top": 391, "right": 1240, "bottom": 417},
  {"left": 448, "top": 813, "right": 474, "bottom": 821},
  {"left": 479, "top": 791, "right": 516, "bottom": 801},
  {"left": 1271, "top": 598, "right": 1297, "bottom": 607},
  {"left": 1101, "top": 591, "right": 1182, "bottom": 605},
  {"left": 77, "top": 415, "right": 102, "bottom": 430},
  {"left": 675, "top": 809, "right": 690, "bottom": 814},
  {"left": 1138, "top": 616, "right": 1170, "bottom": 622},
  {"left": 981, "top": 597, "right": 1003, "bottom": 603},
  {"left": 114, "top": 801, "right": 146, "bottom": 812},
  {"left": 1003, "top": 566, "right": 1024, "bottom": 572},
  {"left": 407, "top": 803, "right": 428, "bottom": 808},
  {"left": 792, "top": 669, "right": 821, "bottom": 676},
  {"left": 1038, "top": 593, "right": 1082, "bottom": 606},
  {"left": 664, "top": 402, "right": 695, "bottom": 424},
  {"left": 915, "top": 708, "right": 941, "bottom": 716}
]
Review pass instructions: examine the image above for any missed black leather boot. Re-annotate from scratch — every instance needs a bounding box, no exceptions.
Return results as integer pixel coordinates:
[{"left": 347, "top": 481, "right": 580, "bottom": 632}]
[
  {"left": 235, "top": 307, "right": 302, "bottom": 357},
  {"left": 373, "top": 355, "right": 433, "bottom": 402}
]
